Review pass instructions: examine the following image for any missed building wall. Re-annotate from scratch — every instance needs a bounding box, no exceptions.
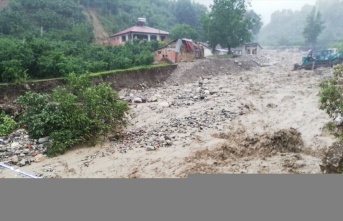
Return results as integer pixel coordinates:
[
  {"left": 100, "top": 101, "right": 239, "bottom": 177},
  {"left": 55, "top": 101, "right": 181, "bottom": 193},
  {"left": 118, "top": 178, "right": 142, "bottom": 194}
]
[
  {"left": 110, "top": 36, "right": 121, "bottom": 46},
  {"left": 110, "top": 33, "right": 169, "bottom": 46},
  {"left": 179, "top": 44, "right": 195, "bottom": 62},
  {"left": 204, "top": 48, "right": 213, "bottom": 57},
  {"left": 154, "top": 41, "right": 203, "bottom": 63},
  {"left": 154, "top": 48, "right": 177, "bottom": 63},
  {"left": 245, "top": 45, "right": 262, "bottom": 55}
]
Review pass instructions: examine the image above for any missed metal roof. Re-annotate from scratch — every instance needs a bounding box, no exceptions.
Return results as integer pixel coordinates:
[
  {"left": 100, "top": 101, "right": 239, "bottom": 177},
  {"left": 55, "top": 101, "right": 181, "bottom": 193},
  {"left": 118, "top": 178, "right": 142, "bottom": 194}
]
[
  {"left": 245, "top": 43, "right": 263, "bottom": 49},
  {"left": 110, "top": 25, "right": 169, "bottom": 37}
]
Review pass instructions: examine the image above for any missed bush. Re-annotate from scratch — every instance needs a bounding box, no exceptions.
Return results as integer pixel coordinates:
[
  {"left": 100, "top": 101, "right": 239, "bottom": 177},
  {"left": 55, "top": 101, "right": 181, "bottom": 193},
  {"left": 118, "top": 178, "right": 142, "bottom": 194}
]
[
  {"left": 16, "top": 73, "right": 129, "bottom": 156},
  {"left": 0, "top": 36, "right": 156, "bottom": 83},
  {"left": 0, "top": 111, "right": 16, "bottom": 136},
  {"left": 320, "top": 64, "right": 343, "bottom": 138}
]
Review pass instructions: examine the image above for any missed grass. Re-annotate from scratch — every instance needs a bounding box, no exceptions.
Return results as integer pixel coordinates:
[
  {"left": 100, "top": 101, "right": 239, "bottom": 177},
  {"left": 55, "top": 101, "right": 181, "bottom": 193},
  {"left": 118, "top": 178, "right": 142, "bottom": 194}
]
[
  {"left": 208, "top": 54, "right": 234, "bottom": 58},
  {"left": 90, "top": 63, "right": 169, "bottom": 77},
  {"left": 0, "top": 63, "right": 171, "bottom": 86}
]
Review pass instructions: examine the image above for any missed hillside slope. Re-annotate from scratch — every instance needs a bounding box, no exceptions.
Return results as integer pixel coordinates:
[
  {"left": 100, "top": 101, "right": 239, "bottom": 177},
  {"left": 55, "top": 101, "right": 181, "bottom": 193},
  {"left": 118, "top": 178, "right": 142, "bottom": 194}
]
[
  {"left": 0, "top": 0, "right": 207, "bottom": 44},
  {"left": 83, "top": 8, "right": 110, "bottom": 46}
]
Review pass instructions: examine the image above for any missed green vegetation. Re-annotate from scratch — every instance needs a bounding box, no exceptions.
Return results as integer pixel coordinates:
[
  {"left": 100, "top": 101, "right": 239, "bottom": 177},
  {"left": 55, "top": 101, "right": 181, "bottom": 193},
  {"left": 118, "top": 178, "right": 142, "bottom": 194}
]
[
  {"left": 0, "top": 0, "right": 211, "bottom": 83},
  {"left": 259, "top": 0, "right": 343, "bottom": 47},
  {"left": 303, "top": 7, "right": 325, "bottom": 49},
  {"left": 319, "top": 64, "right": 343, "bottom": 138},
  {"left": 0, "top": 37, "right": 159, "bottom": 83},
  {"left": 170, "top": 24, "right": 199, "bottom": 41},
  {"left": 78, "top": 0, "right": 207, "bottom": 40},
  {"left": 16, "top": 73, "right": 129, "bottom": 156},
  {"left": 201, "top": 0, "right": 262, "bottom": 52},
  {"left": 0, "top": 111, "right": 16, "bottom": 136}
]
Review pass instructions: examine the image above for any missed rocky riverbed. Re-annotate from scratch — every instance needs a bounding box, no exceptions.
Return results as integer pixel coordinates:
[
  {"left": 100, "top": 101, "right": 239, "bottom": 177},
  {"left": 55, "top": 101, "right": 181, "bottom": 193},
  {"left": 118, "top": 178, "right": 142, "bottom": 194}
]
[{"left": 0, "top": 49, "right": 339, "bottom": 178}]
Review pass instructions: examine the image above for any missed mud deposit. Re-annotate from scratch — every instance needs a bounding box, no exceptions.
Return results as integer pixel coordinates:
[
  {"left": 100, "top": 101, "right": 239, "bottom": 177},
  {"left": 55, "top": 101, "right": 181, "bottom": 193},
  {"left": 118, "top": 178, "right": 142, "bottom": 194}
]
[{"left": 0, "top": 49, "right": 337, "bottom": 178}]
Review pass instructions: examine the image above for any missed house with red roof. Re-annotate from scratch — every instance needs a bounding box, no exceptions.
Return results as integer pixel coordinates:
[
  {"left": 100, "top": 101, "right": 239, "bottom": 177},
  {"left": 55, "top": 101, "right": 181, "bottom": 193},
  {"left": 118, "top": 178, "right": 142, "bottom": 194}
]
[{"left": 109, "top": 18, "right": 170, "bottom": 46}]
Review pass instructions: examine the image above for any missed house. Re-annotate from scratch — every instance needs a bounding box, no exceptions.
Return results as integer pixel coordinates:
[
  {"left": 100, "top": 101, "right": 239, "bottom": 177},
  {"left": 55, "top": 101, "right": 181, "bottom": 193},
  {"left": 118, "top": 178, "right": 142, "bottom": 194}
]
[
  {"left": 244, "top": 43, "right": 263, "bottom": 55},
  {"left": 232, "top": 43, "right": 263, "bottom": 55},
  {"left": 154, "top": 38, "right": 204, "bottom": 64},
  {"left": 214, "top": 49, "right": 229, "bottom": 55},
  {"left": 109, "top": 18, "right": 169, "bottom": 46},
  {"left": 213, "top": 44, "right": 228, "bottom": 55}
]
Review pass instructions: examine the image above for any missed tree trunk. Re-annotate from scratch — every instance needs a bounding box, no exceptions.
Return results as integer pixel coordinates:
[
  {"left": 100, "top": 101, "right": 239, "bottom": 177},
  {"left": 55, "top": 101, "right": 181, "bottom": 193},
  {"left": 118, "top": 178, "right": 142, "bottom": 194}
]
[{"left": 227, "top": 45, "right": 231, "bottom": 55}]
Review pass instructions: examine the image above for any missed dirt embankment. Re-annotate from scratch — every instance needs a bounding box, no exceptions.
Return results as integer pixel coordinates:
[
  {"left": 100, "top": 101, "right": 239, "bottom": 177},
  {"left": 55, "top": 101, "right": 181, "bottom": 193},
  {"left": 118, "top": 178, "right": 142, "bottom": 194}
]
[
  {"left": 83, "top": 8, "right": 110, "bottom": 46},
  {"left": 0, "top": 50, "right": 338, "bottom": 178},
  {"left": 0, "top": 65, "right": 177, "bottom": 115}
]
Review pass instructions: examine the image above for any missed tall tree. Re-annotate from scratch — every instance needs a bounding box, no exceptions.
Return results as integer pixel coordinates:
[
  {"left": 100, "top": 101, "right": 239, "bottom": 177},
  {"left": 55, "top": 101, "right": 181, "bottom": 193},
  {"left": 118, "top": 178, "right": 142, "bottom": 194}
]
[
  {"left": 201, "top": 0, "right": 253, "bottom": 53},
  {"left": 245, "top": 10, "right": 263, "bottom": 41},
  {"left": 174, "top": 0, "right": 198, "bottom": 28},
  {"left": 303, "top": 7, "right": 325, "bottom": 49}
]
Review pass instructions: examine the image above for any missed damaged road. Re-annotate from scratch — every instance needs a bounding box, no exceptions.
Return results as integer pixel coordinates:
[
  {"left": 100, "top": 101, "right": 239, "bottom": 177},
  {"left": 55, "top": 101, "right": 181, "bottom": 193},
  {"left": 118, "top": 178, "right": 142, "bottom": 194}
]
[{"left": 0, "top": 49, "right": 337, "bottom": 178}]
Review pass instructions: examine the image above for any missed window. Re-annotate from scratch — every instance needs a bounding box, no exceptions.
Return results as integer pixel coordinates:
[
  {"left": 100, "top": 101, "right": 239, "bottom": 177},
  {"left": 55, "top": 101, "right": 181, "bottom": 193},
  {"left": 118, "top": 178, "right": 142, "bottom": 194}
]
[
  {"left": 158, "top": 51, "right": 161, "bottom": 54},
  {"left": 161, "top": 35, "right": 166, "bottom": 41},
  {"left": 151, "top": 35, "right": 157, "bottom": 41},
  {"left": 133, "top": 34, "right": 148, "bottom": 40},
  {"left": 122, "top": 35, "right": 126, "bottom": 42}
]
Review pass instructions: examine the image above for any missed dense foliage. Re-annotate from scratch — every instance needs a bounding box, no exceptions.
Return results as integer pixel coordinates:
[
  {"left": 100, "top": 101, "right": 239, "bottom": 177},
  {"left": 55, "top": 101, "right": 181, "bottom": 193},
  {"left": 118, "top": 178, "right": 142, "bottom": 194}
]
[
  {"left": 259, "top": 0, "right": 343, "bottom": 47},
  {"left": 0, "top": 0, "right": 208, "bottom": 40},
  {"left": 0, "top": 111, "right": 16, "bottom": 136},
  {"left": 201, "top": 0, "right": 260, "bottom": 52},
  {"left": 0, "top": 0, "right": 211, "bottom": 83},
  {"left": 0, "top": 0, "right": 93, "bottom": 42},
  {"left": 302, "top": 7, "right": 325, "bottom": 49},
  {"left": 0, "top": 0, "right": 262, "bottom": 83},
  {"left": 170, "top": 24, "right": 199, "bottom": 41},
  {"left": 319, "top": 64, "right": 343, "bottom": 138},
  {"left": 0, "top": 37, "right": 158, "bottom": 83},
  {"left": 79, "top": 0, "right": 208, "bottom": 40},
  {"left": 16, "top": 73, "right": 129, "bottom": 156}
]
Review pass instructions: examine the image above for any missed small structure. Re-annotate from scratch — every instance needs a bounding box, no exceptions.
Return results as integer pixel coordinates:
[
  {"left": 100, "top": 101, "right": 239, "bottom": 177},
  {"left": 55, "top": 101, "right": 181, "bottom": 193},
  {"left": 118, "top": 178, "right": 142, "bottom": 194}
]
[
  {"left": 109, "top": 18, "right": 169, "bottom": 46},
  {"left": 213, "top": 44, "right": 228, "bottom": 55},
  {"left": 244, "top": 43, "right": 263, "bottom": 55},
  {"left": 154, "top": 38, "right": 204, "bottom": 64},
  {"left": 214, "top": 49, "right": 229, "bottom": 55},
  {"left": 199, "top": 42, "right": 213, "bottom": 57},
  {"left": 232, "top": 43, "right": 263, "bottom": 55}
]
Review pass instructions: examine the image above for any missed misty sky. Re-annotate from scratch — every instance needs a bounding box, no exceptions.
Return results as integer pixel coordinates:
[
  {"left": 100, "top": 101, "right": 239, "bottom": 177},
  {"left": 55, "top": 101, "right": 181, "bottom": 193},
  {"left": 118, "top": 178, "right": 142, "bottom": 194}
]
[{"left": 195, "top": 0, "right": 317, "bottom": 25}]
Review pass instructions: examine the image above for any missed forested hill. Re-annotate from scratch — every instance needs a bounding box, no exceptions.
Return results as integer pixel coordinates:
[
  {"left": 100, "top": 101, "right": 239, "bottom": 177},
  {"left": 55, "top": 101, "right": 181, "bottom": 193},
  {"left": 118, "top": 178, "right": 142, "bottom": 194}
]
[
  {"left": 258, "top": 0, "right": 343, "bottom": 47},
  {"left": 0, "top": 0, "right": 208, "bottom": 83},
  {"left": 0, "top": 0, "right": 208, "bottom": 43}
]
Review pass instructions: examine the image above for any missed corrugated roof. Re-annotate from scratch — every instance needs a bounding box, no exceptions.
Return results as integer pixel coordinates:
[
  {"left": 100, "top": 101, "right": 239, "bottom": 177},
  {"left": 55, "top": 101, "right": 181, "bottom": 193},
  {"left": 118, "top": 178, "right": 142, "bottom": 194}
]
[
  {"left": 110, "top": 25, "right": 169, "bottom": 37},
  {"left": 245, "top": 43, "right": 263, "bottom": 49}
]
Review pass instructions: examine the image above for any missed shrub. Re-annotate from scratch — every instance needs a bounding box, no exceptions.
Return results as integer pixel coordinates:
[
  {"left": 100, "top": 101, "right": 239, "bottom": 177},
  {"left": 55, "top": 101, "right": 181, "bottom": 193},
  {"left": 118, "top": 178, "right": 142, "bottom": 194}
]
[
  {"left": 16, "top": 73, "right": 129, "bottom": 156},
  {"left": 320, "top": 64, "right": 343, "bottom": 138},
  {"left": 0, "top": 111, "right": 16, "bottom": 136}
]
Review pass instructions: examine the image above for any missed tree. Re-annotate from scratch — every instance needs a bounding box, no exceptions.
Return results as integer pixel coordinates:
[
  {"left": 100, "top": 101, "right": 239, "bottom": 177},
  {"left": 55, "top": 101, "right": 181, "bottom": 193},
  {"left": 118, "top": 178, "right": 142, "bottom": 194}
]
[
  {"left": 245, "top": 10, "right": 263, "bottom": 41},
  {"left": 201, "top": 0, "right": 253, "bottom": 53},
  {"left": 303, "top": 7, "right": 325, "bottom": 49},
  {"left": 170, "top": 24, "right": 199, "bottom": 40},
  {"left": 174, "top": 0, "right": 198, "bottom": 30}
]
